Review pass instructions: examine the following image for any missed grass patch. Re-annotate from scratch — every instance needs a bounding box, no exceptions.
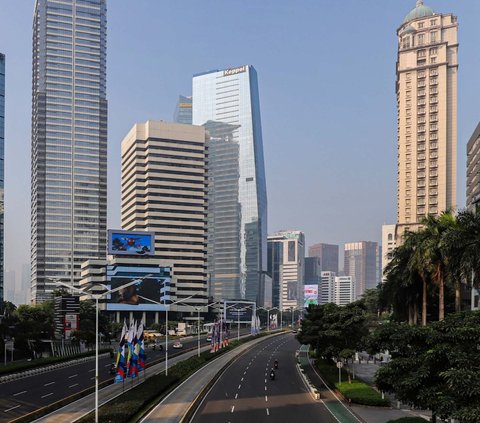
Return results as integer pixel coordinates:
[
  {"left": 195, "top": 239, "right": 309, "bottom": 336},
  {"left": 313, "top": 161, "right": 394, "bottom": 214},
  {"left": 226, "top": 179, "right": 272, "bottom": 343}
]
[
  {"left": 386, "top": 418, "right": 428, "bottom": 423},
  {"left": 313, "top": 358, "right": 349, "bottom": 388},
  {"left": 336, "top": 380, "right": 389, "bottom": 407}
]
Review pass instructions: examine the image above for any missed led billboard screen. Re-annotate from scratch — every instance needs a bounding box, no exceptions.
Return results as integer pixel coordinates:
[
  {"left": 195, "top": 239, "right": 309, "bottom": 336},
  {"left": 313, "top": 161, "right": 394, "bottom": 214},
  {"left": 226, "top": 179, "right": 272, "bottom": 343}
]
[
  {"left": 304, "top": 284, "right": 319, "bottom": 307},
  {"left": 108, "top": 230, "right": 155, "bottom": 256},
  {"left": 106, "top": 267, "right": 172, "bottom": 311}
]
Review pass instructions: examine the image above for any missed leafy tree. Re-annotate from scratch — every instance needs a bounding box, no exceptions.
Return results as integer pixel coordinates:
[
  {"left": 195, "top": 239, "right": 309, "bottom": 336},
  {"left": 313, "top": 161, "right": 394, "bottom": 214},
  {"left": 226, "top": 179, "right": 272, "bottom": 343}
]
[
  {"left": 368, "top": 311, "right": 480, "bottom": 423},
  {"left": 71, "top": 300, "right": 111, "bottom": 345}
]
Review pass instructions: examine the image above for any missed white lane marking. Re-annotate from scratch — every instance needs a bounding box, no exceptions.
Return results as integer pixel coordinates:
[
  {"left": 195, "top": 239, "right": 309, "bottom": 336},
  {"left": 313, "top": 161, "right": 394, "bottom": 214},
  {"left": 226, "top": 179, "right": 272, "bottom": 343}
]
[
  {"left": 235, "top": 393, "right": 238, "bottom": 399},
  {"left": 265, "top": 395, "right": 268, "bottom": 402},
  {"left": 68, "top": 383, "right": 79, "bottom": 388},
  {"left": 90, "top": 377, "right": 95, "bottom": 380},
  {"left": 244, "top": 371, "right": 246, "bottom": 375},
  {"left": 231, "top": 405, "right": 235, "bottom": 413},
  {"left": 238, "top": 384, "right": 241, "bottom": 389},
  {"left": 41, "top": 393, "right": 53, "bottom": 399},
  {"left": 265, "top": 379, "right": 267, "bottom": 383},
  {"left": 13, "top": 391, "right": 27, "bottom": 396},
  {"left": 4, "top": 404, "right": 21, "bottom": 413},
  {"left": 241, "top": 377, "right": 244, "bottom": 381},
  {"left": 104, "top": 364, "right": 111, "bottom": 368},
  {"left": 68, "top": 374, "right": 78, "bottom": 378},
  {"left": 44, "top": 382, "right": 55, "bottom": 387},
  {"left": 265, "top": 386, "right": 267, "bottom": 391},
  {"left": 88, "top": 369, "right": 94, "bottom": 372},
  {"left": 266, "top": 408, "right": 270, "bottom": 416}
]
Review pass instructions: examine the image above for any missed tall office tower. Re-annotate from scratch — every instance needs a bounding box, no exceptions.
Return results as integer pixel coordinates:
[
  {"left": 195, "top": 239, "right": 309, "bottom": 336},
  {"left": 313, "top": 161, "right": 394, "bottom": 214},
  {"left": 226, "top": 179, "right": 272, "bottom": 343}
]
[
  {"left": 320, "top": 271, "right": 335, "bottom": 305},
  {"left": 344, "top": 241, "right": 378, "bottom": 299},
  {"left": 193, "top": 65, "right": 267, "bottom": 304},
  {"left": 376, "top": 245, "right": 382, "bottom": 285},
  {"left": 381, "top": 224, "right": 397, "bottom": 282},
  {"left": 173, "top": 95, "right": 192, "bottom": 125},
  {"left": 396, "top": 1, "right": 458, "bottom": 238},
  {"left": 466, "top": 123, "right": 480, "bottom": 210},
  {"left": 305, "top": 257, "right": 321, "bottom": 285},
  {"left": 308, "top": 243, "right": 338, "bottom": 273},
  {"left": 121, "top": 121, "right": 208, "bottom": 308},
  {"left": 0, "top": 53, "right": 4, "bottom": 306},
  {"left": 31, "top": 0, "right": 107, "bottom": 303},
  {"left": 267, "top": 231, "right": 305, "bottom": 310},
  {"left": 334, "top": 276, "right": 355, "bottom": 306}
]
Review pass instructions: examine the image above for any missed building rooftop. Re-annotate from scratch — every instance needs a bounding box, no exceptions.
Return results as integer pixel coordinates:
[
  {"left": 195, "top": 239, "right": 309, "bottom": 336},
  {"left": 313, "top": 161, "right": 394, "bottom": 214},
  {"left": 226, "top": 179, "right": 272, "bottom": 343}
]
[{"left": 403, "top": 0, "right": 434, "bottom": 23}]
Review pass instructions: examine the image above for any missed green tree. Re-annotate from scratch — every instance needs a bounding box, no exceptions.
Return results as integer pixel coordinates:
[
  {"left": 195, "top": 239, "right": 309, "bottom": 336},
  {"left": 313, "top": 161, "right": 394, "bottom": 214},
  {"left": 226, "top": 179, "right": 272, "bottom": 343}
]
[{"left": 369, "top": 311, "right": 480, "bottom": 423}]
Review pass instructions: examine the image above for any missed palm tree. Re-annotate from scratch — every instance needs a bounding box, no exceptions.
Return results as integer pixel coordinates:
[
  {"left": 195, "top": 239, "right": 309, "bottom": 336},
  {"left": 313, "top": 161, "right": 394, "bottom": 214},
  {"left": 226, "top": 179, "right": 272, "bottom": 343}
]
[{"left": 420, "top": 212, "right": 457, "bottom": 321}]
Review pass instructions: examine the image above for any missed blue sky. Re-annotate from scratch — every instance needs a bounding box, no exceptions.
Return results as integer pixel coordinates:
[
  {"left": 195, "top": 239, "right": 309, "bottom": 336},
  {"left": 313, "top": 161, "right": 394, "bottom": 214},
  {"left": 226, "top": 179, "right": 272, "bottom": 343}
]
[{"left": 1, "top": 0, "right": 479, "bottom": 286}]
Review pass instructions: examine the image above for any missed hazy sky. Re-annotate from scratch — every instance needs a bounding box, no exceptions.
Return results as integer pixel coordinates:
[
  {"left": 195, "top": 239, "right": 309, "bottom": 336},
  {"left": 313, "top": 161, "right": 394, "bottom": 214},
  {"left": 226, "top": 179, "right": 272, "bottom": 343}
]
[{"left": 1, "top": 0, "right": 479, "bottom": 289}]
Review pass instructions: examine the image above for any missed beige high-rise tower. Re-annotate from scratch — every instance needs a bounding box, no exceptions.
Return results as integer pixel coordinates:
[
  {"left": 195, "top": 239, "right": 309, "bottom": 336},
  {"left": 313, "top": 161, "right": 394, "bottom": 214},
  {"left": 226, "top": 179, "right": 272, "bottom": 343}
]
[{"left": 396, "top": 1, "right": 457, "bottom": 237}]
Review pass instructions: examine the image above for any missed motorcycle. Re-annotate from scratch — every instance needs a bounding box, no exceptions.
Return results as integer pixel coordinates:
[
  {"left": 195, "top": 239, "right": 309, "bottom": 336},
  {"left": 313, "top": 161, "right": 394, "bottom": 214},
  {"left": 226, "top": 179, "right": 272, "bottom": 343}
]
[{"left": 270, "top": 370, "right": 275, "bottom": 380}]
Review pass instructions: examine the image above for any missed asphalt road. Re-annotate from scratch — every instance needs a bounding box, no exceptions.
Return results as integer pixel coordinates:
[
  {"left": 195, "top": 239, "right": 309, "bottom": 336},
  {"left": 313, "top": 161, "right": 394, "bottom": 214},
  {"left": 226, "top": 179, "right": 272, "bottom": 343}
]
[
  {"left": 191, "top": 333, "right": 337, "bottom": 423},
  {"left": 0, "top": 331, "right": 248, "bottom": 423}
]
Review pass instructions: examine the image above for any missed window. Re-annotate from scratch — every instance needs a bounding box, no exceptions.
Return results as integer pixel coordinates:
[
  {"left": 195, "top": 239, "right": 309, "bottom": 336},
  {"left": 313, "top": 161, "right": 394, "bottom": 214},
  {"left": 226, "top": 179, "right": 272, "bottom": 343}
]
[
  {"left": 418, "top": 22, "right": 424, "bottom": 29},
  {"left": 430, "top": 47, "right": 437, "bottom": 55},
  {"left": 418, "top": 50, "right": 427, "bottom": 58},
  {"left": 418, "top": 33, "right": 425, "bottom": 45},
  {"left": 403, "top": 37, "right": 411, "bottom": 49},
  {"left": 287, "top": 241, "right": 296, "bottom": 262},
  {"left": 430, "top": 31, "right": 437, "bottom": 43},
  {"left": 430, "top": 57, "right": 437, "bottom": 64},
  {"left": 430, "top": 19, "right": 437, "bottom": 26}
]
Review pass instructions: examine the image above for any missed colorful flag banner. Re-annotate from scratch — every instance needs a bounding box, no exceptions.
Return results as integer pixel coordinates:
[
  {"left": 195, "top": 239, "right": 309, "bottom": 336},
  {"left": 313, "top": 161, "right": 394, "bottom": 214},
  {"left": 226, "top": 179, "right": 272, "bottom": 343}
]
[{"left": 114, "top": 320, "right": 128, "bottom": 383}]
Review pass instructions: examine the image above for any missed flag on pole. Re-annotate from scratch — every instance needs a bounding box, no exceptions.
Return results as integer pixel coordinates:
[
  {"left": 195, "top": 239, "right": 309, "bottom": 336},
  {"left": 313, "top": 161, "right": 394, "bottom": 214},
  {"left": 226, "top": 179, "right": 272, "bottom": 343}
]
[
  {"left": 210, "top": 321, "right": 216, "bottom": 353},
  {"left": 136, "top": 320, "right": 146, "bottom": 371},
  {"left": 126, "top": 321, "right": 136, "bottom": 378},
  {"left": 114, "top": 320, "right": 128, "bottom": 383},
  {"left": 130, "top": 320, "right": 139, "bottom": 378},
  {"left": 251, "top": 314, "right": 256, "bottom": 335}
]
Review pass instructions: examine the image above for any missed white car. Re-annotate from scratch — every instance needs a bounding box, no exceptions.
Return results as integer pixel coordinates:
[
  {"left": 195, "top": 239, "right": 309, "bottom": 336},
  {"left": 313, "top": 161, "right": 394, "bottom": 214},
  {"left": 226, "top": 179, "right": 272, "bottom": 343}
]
[
  {"left": 172, "top": 341, "right": 183, "bottom": 349},
  {"left": 206, "top": 336, "right": 212, "bottom": 342}
]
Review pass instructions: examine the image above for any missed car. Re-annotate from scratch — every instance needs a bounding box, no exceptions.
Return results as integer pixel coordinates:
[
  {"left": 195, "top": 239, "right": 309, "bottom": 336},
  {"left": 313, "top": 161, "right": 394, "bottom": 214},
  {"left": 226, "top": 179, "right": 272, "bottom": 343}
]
[
  {"left": 172, "top": 341, "right": 183, "bottom": 349},
  {"left": 292, "top": 329, "right": 297, "bottom": 334},
  {"left": 206, "top": 336, "right": 212, "bottom": 342}
]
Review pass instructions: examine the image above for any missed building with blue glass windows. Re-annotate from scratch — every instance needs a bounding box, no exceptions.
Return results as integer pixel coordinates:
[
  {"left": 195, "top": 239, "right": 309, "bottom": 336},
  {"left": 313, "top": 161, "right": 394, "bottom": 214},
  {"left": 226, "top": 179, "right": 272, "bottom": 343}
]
[
  {"left": 31, "top": 0, "right": 107, "bottom": 302},
  {"left": 173, "top": 95, "right": 192, "bottom": 125},
  {"left": 0, "top": 53, "right": 4, "bottom": 306},
  {"left": 193, "top": 65, "right": 268, "bottom": 305}
]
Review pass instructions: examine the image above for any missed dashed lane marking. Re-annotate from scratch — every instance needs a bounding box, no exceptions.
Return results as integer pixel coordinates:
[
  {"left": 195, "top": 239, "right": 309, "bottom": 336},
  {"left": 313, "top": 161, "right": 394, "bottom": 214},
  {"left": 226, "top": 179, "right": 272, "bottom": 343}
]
[
  {"left": 44, "top": 382, "right": 55, "bottom": 387},
  {"left": 266, "top": 408, "right": 270, "bottom": 416},
  {"left": 235, "top": 393, "right": 238, "bottom": 399},
  {"left": 13, "top": 391, "right": 27, "bottom": 396},
  {"left": 231, "top": 405, "right": 235, "bottom": 413},
  {"left": 69, "top": 383, "right": 79, "bottom": 388},
  {"left": 68, "top": 374, "right": 78, "bottom": 378},
  {"left": 4, "top": 405, "right": 21, "bottom": 413},
  {"left": 41, "top": 393, "right": 53, "bottom": 399}
]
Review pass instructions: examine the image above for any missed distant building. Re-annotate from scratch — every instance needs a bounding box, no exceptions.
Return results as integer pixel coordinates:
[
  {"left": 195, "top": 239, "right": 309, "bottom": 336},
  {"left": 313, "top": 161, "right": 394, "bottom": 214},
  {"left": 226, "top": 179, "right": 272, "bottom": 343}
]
[
  {"left": 267, "top": 236, "right": 283, "bottom": 308},
  {"left": 396, "top": 1, "right": 458, "bottom": 237},
  {"left": 305, "top": 257, "right": 321, "bottom": 285},
  {"left": 121, "top": 121, "right": 208, "bottom": 308},
  {"left": 466, "top": 122, "right": 480, "bottom": 210},
  {"left": 320, "top": 271, "right": 335, "bottom": 305},
  {"left": 267, "top": 231, "right": 305, "bottom": 310},
  {"left": 308, "top": 243, "right": 338, "bottom": 273},
  {"left": 376, "top": 245, "right": 382, "bottom": 286},
  {"left": 344, "top": 241, "right": 378, "bottom": 299},
  {"left": 335, "top": 276, "right": 355, "bottom": 306},
  {"left": 173, "top": 95, "right": 192, "bottom": 125},
  {"left": 381, "top": 224, "right": 397, "bottom": 282}
]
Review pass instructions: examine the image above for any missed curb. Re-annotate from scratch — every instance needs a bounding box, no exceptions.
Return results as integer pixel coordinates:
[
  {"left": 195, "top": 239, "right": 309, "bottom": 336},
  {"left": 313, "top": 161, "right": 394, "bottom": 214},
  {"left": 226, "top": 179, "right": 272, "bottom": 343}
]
[{"left": 296, "top": 361, "right": 320, "bottom": 400}]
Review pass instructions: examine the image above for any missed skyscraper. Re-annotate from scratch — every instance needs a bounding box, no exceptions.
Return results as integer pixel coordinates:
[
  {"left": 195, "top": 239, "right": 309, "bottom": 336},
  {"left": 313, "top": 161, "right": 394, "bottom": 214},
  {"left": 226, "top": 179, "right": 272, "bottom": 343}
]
[
  {"left": 396, "top": 1, "right": 458, "bottom": 237},
  {"left": 193, "top": 65, "right": 267, "bottom": 304},
  {"left": 0, "top": 53, "right": 4, "bottom": 306},
  {"left": 466, "top": 122, "right": 480, "bottom": 210},
  {"left": 121, "top": 121, "right": 208, "bottom": 308},
  {"left": 267, "top": 231, "right": 305, "bottom": 310},
  {"left": 320, "top": 271, "right": 335, "bottom": 305},
  {"left": 334, "top": 276, "right": 355, "bottom": 306},
  {"left": 173, "top": 95, "right": 192, "bottom": 125},
  {"left": 381, "top": 224, "right": 397, "bottom": 282},
  {"left": 31, "top": 0, "right": 107, "bottom": 303},
  {"left": 344, "top": 241, "right": 378, "bottom": 299},
  {"left": 308, "top": 243, "right": 339, "bottom": 273}
]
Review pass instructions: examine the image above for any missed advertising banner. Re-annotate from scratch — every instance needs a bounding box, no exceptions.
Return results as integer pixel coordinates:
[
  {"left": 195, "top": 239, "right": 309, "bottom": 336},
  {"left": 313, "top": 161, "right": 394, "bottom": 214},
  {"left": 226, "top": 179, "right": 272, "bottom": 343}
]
[
  {"left": 304, "top": 284, "right": 319, "bottom": 307},
  {"left": 108, "top": 230, "right": 155, "bottom": 256},
  {"left": 224, "top": 300, "right": 256, "bottom": 323},
  {"left": 287, "top": 281, "right": 298, "bottom": 301}
]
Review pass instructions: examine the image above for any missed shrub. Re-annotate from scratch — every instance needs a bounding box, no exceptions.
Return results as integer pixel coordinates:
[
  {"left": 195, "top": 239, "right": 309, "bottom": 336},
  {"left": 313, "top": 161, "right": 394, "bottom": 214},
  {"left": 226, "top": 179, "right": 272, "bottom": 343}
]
[
  {"left": 336, "top": 380, "right": 390, "bottom": 407},
  {"left": 314, "top": 358, "right": 348, "bottom": 388},
  {"left": 386, "top": 418, "right": 428, "bottom": 423}
]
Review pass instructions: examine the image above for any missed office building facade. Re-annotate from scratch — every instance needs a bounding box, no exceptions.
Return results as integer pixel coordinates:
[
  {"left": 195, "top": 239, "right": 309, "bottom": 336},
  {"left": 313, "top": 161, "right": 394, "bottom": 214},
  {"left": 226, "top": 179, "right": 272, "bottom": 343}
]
[
  {"left": 193, "top": 65, "right": 267, "bottom": 304},
  {"left": 308, "top": 243, "right": 339, "bottom": 273},
  {"left": 305, "top": 257, "right": 321, "bottom": 285},
  {"left": 396, "top": 1, "right": 458, "bottom": 237},
  {"left": 335, "top": 276, "right": 355, "bottom": 306},
  {"left": 344, "top": 241, "right": 378, "bottom": 299},
  {"left": 267, "top": 231, "right": 305, "bottom": 310},
  {"left": 381, "top": 224, "right": 397, "bottom": 282},
  {"left": 173, "top": 95, "right": 192, "bottom": 125},
  {"left": 320, "top": 271, "right": 335, "bottom": 305},
  {"left": 31, "top": 0, "right": 107, "bottom": 302},
  {"left": 0, "top": 53, "right": 4, "bottom": 305},
  {"left": 466, "top": 123, "right": 480, "bottom": 210},
  {"left": 121, "top": 121, "right": 208, "bottom": 308}
]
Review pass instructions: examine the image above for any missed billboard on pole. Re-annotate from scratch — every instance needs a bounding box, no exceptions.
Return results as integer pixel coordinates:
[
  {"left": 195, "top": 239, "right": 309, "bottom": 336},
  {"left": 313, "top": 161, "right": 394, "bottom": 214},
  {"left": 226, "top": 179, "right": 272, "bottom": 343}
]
[
  {"left": 304, "top": 284, "right": 319, "bottom": 307},
  {"left": 224, "top": 300, "right": 256, "bottom": 323}
]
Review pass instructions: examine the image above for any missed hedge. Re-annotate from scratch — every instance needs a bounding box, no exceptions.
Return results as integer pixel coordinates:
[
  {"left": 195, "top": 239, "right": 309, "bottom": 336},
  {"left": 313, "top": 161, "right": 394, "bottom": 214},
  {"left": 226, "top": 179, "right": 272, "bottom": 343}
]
[
  {"left": 386, "top": 418, "right": 428, "bottom": 423},
  {"left": 313, "top": 358, "right": 349, "bottom": 388},
  {"left": 336, "top": 380, "right": 390, "bottom": 407}
]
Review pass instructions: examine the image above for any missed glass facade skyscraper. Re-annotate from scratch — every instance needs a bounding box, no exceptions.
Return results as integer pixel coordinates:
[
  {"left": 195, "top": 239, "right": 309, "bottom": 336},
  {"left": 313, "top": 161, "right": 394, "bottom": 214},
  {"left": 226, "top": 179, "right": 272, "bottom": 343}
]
[
  {"left": 0, "top": 53, "right": 4, "bottom": 306},
  {"left": 193, "top": 65, "right": 267, "bottom": 304},
  {"left": 173, "top": 95, "right": 192, "bottom": 125},
  {"left": 31, "top": 0, "right": 107, "bottom": 302}
]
